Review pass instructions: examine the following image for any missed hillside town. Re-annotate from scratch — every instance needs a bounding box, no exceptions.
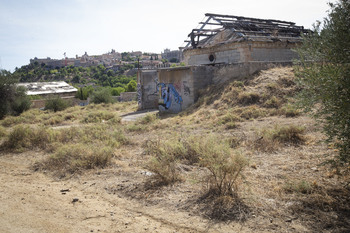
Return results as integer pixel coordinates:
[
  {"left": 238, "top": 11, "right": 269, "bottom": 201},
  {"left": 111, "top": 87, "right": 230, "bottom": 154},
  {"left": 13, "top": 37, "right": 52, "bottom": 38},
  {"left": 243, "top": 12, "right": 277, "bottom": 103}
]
[{"left": 29, "top": 49, "right": 183, "bottom": 70}]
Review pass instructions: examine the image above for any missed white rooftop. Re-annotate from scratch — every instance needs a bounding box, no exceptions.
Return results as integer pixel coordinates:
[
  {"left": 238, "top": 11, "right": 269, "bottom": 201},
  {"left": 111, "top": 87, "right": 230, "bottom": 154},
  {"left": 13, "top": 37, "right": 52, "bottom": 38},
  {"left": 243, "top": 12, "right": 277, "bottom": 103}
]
[{"left": 17, "top": 81, "right": 78, "bottom": 96}]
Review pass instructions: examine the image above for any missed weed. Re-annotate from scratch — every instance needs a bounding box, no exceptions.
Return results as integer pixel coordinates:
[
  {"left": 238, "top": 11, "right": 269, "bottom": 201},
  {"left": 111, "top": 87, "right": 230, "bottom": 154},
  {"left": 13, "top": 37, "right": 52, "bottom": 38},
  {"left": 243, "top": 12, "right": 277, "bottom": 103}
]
[
  {"left": 264, "top": 96, "right": 281, "bottom": 108},
  {"left": 0, "top": 126, "right": 7, "bottom": 138},
  {"left": 283, "top": 179, "right": 313, "bottom": 194},
  {"left": 3, "top": 125, "right": 55, "bottom": 151},
  {"left": 1, "top": 115, "right": 25, "bottom": 127},
  {"left": 44, "top": 115, "right": 64, "bottom": 126},
  {"left": 82, "top": 111, "right": 115, "bottom": 123},
  {"left": 280, "top": 104, "right": 301, "bottom": 117},
  {"left": 271, "top": 125, "right": 305, "bottom": 145},
  {"left": 199, "top": 136, "right": 248, "bottom": 197},
  {"left": 40, "top": 143, "right": 113, "bottom": 177},
  {"left": 126, "top": 123, "right": 147, "bottom": 132},
  {"left": 45, "top": 96, "right": 70, "bottom": 112},
  {"left": 146, "top": 151, "right": 180, "bottom": 185},
  {"left": 254, "top": 125, "right": 306, "bottom": 151},
  {"left": 138, "top": 113, "right": 157, "bottom": 124},
  {"left": 237, "top": 92, "right": 260, "bottom": 106},
  {"left": 237, "top": 106, "right": 267, "bottom": 120}
]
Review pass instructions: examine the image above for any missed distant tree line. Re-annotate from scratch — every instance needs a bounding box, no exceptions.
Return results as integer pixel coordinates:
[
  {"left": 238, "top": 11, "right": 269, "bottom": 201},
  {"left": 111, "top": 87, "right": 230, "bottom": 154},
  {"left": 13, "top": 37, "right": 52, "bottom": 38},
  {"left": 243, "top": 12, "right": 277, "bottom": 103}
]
[{"left": 14, "top": 63, "right": 137, "bottom": 90}]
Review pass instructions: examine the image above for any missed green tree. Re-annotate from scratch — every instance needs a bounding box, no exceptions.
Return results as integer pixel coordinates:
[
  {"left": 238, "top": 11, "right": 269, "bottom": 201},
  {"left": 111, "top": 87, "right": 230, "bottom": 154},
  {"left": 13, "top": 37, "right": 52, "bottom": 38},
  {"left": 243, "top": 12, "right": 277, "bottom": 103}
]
[
  {"left": 0, "top": 70, "right": 18, "bottom": 119},
  {"left": 11, "top": 86, "right": 31, "bottom": 115},
  {"left": 45, "top": 95, "right": 70, "bottom": 112},
  {"left": 125, "top": 80, "right": 137, "bottom": 92},
  {"left": 111, "top": 87, "right": 125, "bottom": 96},
  {"left": 295, "top": 0, "right": 350, "bottom": 169},
  {"left": 91, "top": 88, "right": 113, "bottom": 104}
]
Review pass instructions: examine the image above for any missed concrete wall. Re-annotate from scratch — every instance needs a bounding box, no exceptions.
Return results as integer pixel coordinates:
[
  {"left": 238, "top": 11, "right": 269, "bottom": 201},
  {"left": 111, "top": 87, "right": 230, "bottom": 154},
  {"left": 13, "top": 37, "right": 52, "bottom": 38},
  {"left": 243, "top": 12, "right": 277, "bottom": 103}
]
[
  {"left": 120, "top": 92, "right": 137, "bottom": 102},
  {"left": 138, "top": 70, "right": 158, "bottom": 110},
  {"left": 138, "top": 40, "right": 299, "bottom": 114},
  {"left": 157, "top": 67, "right": 194, "bottom": 113},
  {"left": 183, "top": 41, "right": 299, "bottom": 66},
  {"left": 139, "top": 66, "right": 215, "bottom": 113}
]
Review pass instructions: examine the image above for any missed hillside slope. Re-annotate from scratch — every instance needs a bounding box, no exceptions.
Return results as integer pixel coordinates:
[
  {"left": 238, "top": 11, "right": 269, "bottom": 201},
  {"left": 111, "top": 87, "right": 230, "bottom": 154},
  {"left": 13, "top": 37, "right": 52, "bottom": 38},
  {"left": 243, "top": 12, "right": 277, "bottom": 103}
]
[{"left": 0, "top": 67, "right": 349, "bottom": 233}]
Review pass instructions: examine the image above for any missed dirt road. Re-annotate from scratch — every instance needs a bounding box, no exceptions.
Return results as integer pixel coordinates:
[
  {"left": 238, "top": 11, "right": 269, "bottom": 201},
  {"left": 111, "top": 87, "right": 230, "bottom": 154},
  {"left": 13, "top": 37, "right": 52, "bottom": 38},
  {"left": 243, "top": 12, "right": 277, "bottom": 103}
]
[{"left": 0, "top": 152, "right": 247, "bottom": 233}]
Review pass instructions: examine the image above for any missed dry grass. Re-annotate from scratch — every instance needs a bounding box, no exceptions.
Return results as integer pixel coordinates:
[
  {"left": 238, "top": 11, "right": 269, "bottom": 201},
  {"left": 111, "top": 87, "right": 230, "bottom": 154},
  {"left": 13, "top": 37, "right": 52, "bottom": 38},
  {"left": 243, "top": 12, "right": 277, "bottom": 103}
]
[
  {"left": 1, "top": 68, "right": 349, "bottom": 232},
  {"left": 37, "top": 143, "right": 113, "bottom": 177}
]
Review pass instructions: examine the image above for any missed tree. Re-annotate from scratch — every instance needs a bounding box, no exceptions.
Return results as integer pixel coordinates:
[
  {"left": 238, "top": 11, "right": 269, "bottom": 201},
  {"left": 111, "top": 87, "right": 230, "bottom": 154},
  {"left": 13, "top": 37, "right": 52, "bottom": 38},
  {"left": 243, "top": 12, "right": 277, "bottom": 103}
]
[
  {"left": 0, "top": 70, "right": 18, "bottom": 119},
  {"left": 295, "top": 0, "right": 350, "bottom": 169},
  {"left": 90, "top": 88, "right": 113, "bottom": 104},
  {"left": 125, "top": 80, "right": 137, "bottom": 92}
]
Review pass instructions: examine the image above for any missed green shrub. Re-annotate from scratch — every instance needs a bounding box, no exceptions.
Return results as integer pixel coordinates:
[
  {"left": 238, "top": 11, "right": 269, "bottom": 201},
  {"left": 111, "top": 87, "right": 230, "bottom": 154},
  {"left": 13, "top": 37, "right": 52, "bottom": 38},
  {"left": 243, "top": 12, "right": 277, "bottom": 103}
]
[
  {"left": 111, "top": 87, "right": 125, "bottom": 96},
  {"left": 11, "top": 87, "right": 32, "bottom": 115},
  {"left": 45, "top": 96, "right": 70, "bottom": 112},
  {"left": 91, "top": 88, "right": 113, "bottom": 104}
]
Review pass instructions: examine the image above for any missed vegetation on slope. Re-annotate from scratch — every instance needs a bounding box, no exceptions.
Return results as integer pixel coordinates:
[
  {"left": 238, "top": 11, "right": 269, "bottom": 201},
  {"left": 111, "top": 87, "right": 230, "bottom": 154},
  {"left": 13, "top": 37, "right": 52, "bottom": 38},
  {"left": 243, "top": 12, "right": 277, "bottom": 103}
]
[
  {"left": 13, "top": 62, "right": 137, "bottom": 90},
  {"left": 0, "top": 66, "right": 349, "bottom": 231}
]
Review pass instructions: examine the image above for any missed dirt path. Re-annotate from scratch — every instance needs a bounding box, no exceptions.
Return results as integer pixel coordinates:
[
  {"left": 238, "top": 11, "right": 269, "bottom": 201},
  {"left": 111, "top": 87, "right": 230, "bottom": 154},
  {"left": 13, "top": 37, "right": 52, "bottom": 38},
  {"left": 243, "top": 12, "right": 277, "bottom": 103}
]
[{"left": 0, "top": 152, "right": 248, "bottom": 233}]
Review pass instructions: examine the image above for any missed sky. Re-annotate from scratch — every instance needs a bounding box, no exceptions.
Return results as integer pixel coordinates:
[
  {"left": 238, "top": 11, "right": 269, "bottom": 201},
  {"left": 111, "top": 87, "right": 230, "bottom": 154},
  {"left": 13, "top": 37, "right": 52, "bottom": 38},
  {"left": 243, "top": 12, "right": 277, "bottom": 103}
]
[{"left": 0, "top": 0, "right": 332, "bottom": 71}]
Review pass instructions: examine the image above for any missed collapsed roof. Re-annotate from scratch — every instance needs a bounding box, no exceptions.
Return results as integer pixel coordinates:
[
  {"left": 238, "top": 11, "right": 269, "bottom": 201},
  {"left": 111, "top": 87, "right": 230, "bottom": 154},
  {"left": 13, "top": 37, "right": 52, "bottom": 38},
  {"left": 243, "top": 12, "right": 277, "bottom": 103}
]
[{"left": 183, "top": 13, "right": 310, "bottom": 49}]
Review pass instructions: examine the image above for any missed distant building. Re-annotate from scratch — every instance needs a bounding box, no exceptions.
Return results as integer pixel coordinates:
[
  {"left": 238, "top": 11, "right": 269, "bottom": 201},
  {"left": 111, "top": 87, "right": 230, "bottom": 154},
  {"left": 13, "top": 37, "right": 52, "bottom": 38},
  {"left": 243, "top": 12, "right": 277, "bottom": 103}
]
[
  {"left": 17, "top": 81, "right": 79, "bottom": 108},
  {"left": 161, "top": 49, "right": 182, "bottom": 62}
]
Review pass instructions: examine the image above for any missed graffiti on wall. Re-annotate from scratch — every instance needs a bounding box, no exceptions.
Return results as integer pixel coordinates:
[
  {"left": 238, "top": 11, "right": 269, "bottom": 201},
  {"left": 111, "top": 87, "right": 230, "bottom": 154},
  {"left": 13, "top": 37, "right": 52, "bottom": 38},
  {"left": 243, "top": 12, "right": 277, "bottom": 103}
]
[
  {"left": 158, "top": 83, "right": 183, "bottom": 112},
  {"left": 183, "top": 81, "right": 191, "bottom": 96}
]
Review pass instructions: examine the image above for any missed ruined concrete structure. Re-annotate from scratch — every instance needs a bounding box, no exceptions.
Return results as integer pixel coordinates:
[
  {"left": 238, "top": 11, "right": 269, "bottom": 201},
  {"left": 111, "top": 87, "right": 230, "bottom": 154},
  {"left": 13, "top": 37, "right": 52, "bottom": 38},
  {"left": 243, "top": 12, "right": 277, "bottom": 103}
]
[{"left": 138, "top": 13, "right": 309, "bottom": 113}]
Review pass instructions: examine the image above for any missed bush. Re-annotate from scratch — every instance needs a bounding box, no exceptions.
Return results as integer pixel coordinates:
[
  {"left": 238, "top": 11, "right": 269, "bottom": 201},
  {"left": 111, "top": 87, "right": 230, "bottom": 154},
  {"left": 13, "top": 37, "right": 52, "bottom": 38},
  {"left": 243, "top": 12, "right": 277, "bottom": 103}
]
[
  {"left": 254, "top": 125, "right": 306, "bottom": 152},
  {"left": 146, "top": 147, "right": 180, "bottom": 185},
  {"left": 41, "top": 143, "right": 113, "bottom": 176},
  {"left": 264, "top": 96, "right": 281, "bottom": 108},
  {"left": 11, "top": 86, "right": 31, "bottom": 115},
  {"left": 3, "top": 125, "right": 55, "bottom": 151},
  {"left": 111, "top": 87, "right": 125, "bottom": 96},
  {"left": 271, "top": 125, "right": 305, "bottom": 145},
  {"left": 91, "top": 88, "right": 113, "bottom": 104},
  {"left": 138, "top": 113, "right": 157, "bottom": 124},
  {"left": 283, "top": 180, "right": 313, "bottom": 194},
  {"left": 280, "top": 104, "right": 301, "bottom": 117},
  {"left": 125, "top": 80, "right": 137, "bottom": 92},
  {"left": 45, "top": 96, "right": 70, "bottom": 112},
  {"left": 198, "top": 136, "right": 248, "bottom": 197},
  {"left": 237, "top": 92, "right": 260, "bottom": 105},
  {"left": 82, "top": 111, "right": 116, "bottom": 123}
]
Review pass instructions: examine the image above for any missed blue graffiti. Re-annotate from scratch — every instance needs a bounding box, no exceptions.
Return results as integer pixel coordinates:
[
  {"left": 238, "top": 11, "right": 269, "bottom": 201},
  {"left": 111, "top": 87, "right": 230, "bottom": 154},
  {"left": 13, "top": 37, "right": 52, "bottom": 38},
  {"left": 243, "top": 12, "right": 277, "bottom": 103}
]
[{"left": 158, "top": 83, "right": 183, "bottom": 110}]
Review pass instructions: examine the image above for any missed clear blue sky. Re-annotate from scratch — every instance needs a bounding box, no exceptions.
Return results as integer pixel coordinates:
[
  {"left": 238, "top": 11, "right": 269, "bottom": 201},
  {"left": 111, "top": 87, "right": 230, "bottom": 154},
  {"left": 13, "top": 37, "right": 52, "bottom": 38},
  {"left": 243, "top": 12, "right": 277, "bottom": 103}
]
[{"left": 0, "top": 0, "right": 331, "bottom": 71}]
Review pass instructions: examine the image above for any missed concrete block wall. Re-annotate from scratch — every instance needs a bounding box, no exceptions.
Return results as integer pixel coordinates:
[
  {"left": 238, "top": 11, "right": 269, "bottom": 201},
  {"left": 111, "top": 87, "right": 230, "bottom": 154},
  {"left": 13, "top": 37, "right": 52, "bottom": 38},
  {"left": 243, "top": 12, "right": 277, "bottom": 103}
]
[
  {"left": 138, "top": 70, "right": 158, "bottom": 110},
  {"left": 183, "top": 41, "right": 299, "bottom": 66},
  {"left": 157, "top": 67, "right": 194, "bottom": 113}
]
